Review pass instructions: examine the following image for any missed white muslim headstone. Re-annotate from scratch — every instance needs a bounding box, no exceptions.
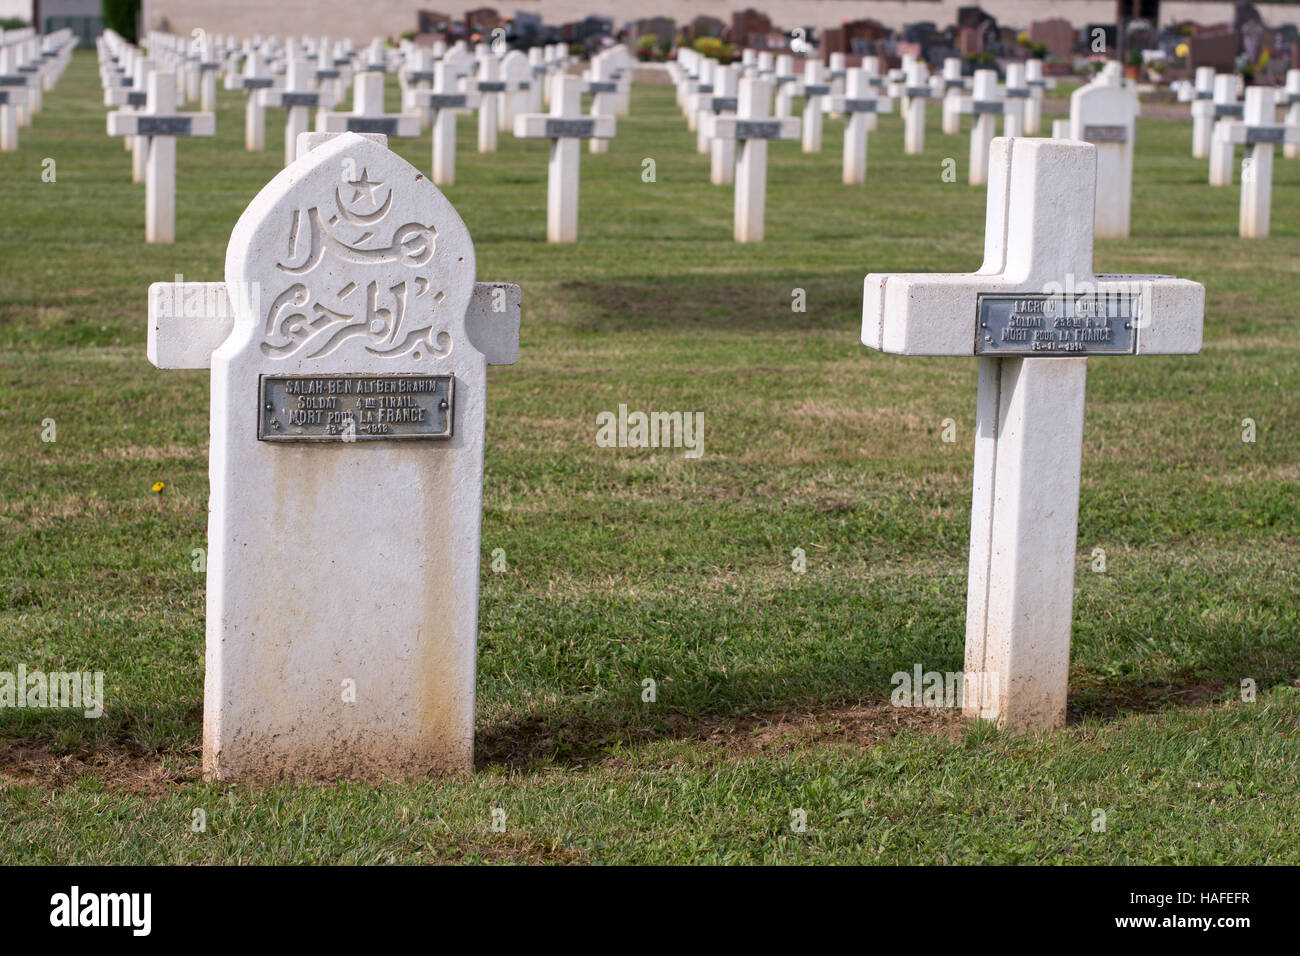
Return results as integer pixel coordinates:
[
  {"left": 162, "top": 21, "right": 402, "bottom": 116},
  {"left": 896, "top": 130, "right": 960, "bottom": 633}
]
[
  {"left": 1069, "top": 70, "right": 1138, "bottom": 238},
  {"left": 106, "top": 71, "right": 215, "bottom": 243},
  {"left": 513, "top": 74, "right": 615, "bottom": 243},
  {"left": 145, "top": 131, "right": 521, "bottom": 781},
  {"left": 862, "top": 137, "right": 1204, "bottom": 731}
]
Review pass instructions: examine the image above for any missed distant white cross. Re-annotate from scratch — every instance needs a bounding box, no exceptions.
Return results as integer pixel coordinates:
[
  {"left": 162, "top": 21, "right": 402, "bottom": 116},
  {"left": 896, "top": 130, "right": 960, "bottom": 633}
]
[
  {"left": 261, "top": 57, "right": 335, "bottom": 166},
  {"left": 513, "top": 74, "right": 616, "bottom": 242},
  {"left": 318, "top": 70, "right": 421, "bottom": 138},
  {"left": 707, "top": 77, "right": 800, "bottom": 242},
  {"left": 107, "top": 71, "right": 215, "bottom": 243},
  {"left": 822, "top": 67, "right": 891, "bottom": 184},
  {"left": 406, "top": 60, "right": 480, "bottom": 185},
  {"left": 1216, "top": 86, "right": 1300, "bottom": 238},
  {"left": 955, "top": 69, "right": 1003, "bottom": 185}
]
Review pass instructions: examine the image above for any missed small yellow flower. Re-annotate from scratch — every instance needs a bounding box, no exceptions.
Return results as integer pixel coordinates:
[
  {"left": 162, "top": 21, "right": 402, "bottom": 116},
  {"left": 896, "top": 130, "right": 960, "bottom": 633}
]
[
  {"left": 151, "top": 481, "right": 165, "bottom": 493},
  {"left": 1175, "top": 43, "right": 1189, "bottom": 58}
]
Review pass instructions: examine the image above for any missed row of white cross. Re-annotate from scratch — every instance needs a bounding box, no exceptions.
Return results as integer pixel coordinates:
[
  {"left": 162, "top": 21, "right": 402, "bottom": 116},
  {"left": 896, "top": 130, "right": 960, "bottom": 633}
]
[
  {"left": 97, "top": 29, "right": 635, "bottom": 244},
  {"left": 0, "top": 26, "right": 76, "bottom": 150}
]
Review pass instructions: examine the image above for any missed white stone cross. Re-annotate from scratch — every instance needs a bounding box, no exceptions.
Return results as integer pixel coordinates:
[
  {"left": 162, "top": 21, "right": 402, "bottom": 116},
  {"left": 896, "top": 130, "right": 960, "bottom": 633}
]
[
  {"left": 144, "top": 130, "right": 520, "bottom": 782},
  {"left": 405, "top": 60, "right": 480, "bottom": 186},
  {"left": 940, "top": 57, "right": 966, "bottom": 135},
  {"left": 1, "top": 44, "right": 38, "bottom": 134},
  {"left": 1070, "top": 70, "right": 1138, "bottom": 238},
  {"left": 799, "top": 60, "right": 831, "bottom": 153},
  {"left": 684, "top": 56, "right": 714, "bottom": 132},
  {"left": 1216, "top": 87, "right": 1300, "bottom": 238},
  {"left": 822, "top": 67, "right": 892, "bottom": 184},
  {"left": 1208, "top": 74, "right": 1242, "bottom": 186},
  {"left": 899, "top": 60, "right": 932, "bottom": 155},
  {"left": 1023, "top": 58, "right": 1054, "bottom": 135},
  {"left": 0, "top": 47, "right": 27, "bottom": 151},
  {"left": 224, "top": 50, "right": 278, "bottom": 151},
  {"left": 1283, "top": 69, "right": 1300, "bottom": 160},
  {"left": 584, "top": 53, "right": 618, "bottom": 155},
  {"left": 473, "top": 55, "right": 504, "bottom": 153},
  {"left": 707, "top": 77, "right": 800, "bottom": 242},
  {"left": 955, "top": 69, "right": 1003, "bottom": 185},
  {"left": 318, "top": 70, "right": 421, "bottom": 139},
  {"left": 513, "top": 74, "right": 616, "bottom": 242},
  {"left": 700, "top": 64, "right": 740, "bottom": 182},
  {"left": 499, "top": 50, "right": 532, "bottom": 134},
  {"left": 261, "top": 56, "right": 335, "bottom": 166},
  {"left": 1187, "top": 66, "right": 1216, "bottom": 158},
  {"left": 104, "top": 55, "right": 153, "bottom": 183},
  {"left": 863, "top": 137, "right": 1204, "bottom": 731},
  {"left": 1002, "top": 62, "right": 1031, "bottom": 138},
  {"left": 107, "top": 70, "right": 215, "bottom": 243}
]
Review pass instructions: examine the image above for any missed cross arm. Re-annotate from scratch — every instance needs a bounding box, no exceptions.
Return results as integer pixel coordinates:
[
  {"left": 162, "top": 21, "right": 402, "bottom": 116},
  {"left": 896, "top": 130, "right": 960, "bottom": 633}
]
[
  {"left": 317, "top": 112, "right": 423, "bottom": 137},
  {"left": 107, "top": 111, "right": 216, "bottom": 137},
  {"left": 513, "top": 113, "right": 616, "bottom": 139},
  {"left": 405, "top": 88, "right": 480, "bottom": 110},
  {"left": 1216, "top": 123, "right": 1300, "bottom": 145},
  {"left": 148, "top": 281, "right": 521, "bottom": 370},
  {"left": 822, "top": 95, "right": 892, "bottom": 114},
  {"left": 707, "top": 115, "right": 800, "bottom": 141},
  {"left": 863, "top": 273, "right": 1204, "bottom": 356}
]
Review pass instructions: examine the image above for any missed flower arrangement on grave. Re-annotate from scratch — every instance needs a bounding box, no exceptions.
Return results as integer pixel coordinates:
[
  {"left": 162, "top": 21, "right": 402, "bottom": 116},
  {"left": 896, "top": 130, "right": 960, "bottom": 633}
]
[{"left": 693, "top": 37, "right": 737, "bottom": 64}]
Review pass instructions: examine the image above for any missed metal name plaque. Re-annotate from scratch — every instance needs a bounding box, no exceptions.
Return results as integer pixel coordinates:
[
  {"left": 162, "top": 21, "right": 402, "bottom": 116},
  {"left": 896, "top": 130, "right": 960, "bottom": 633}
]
[
  {"left": 867, "top": 76, "right": 885, "bottom": 86},
  {"left": 477, "top": 80, "right": 506, "bottom": 92},
  {"left": 0, "top": 91, "right": 7, "bottom": 104},
  {"left": 804, "top": 84, "right": 831, "bottom": 96},
  {"left": 1215, "top": 104, "right": 1244, "bottom": 118},
  {"left": 406, "top": 70, "right": 434, "bottom": 82},
  {"left": 425, "top": 94, "right": 468, "bottom": 109},
  {"left": 710, "top": 96, "right": 738, "bottom": 111},
  {"left": 1195, "top": 90, "right": 1213, "bottom": 100},
  {"left": 347, "top": 117, "right": 398, "bottom": 134},
  {"left": 975, "top": 293, "right": 1138, "bottom": 356},
  {"left": 1005, "top": 88, "right": 1031, "bottom": 98},
  {"left": 735, "top": 120, "right": 782, "bottom": 139},
  {"left": 1027, "top": 79, "right": 1047, "bottom": 88},
  {"left": 1083, "top": 124, "right": 1127, "bottom": 143},
  {"left": 545, "top": 118, "right": 596, "bottom": 137},
  {"left": 258, "top": 374, "right": 455, "bottom": 441},
  {"left": 1245, "top": 126, "right": 1286, "bottom": 144},
  {"left": 904, "top": 86, "right": 930, "bottom": 98},
  {"left": 281, "top": 92, "right": 319, "bottom": 107},
  {"left": 696, "top": 84, "right": 714, "bottom": 93},
  {"left": 587, "top": 81, "right": 616, "bottom": 93},
  {"left": 315, "top": 68, "right": 340, "bottom": 79},
  {"left": 137, "top": 116, "right": 193, "bottom": 136},
  {"left": 243, "top": 77, "right": 274, "bottom": 89},
  {"left": 973, "top": 100, "right": 1004, "bottom": 114},
  {"left": 127, "top": 91, "right": 147, "bottom": 106},
  {"left": 0, "top": 77, "right": 26, "bottom": 87},
  {"left": 946, "top": 79, "right": 966, "bottom": 89}
]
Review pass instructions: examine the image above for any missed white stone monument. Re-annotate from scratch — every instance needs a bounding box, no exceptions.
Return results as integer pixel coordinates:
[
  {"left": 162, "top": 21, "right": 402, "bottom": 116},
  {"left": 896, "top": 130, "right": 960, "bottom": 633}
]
[
  {"left": 261, "top": 57, "right": 334, "bottom": 167},
  {"left": 862, "top": 137, "right": 1204, "bottom": 731},
  {"left": 226, "top": 50, "right": 276, "bottom": 151},
  {"left": 1208, "top": 74, "right": 1242, "bottom": 186},
  {"left": 941, "top": 57, "right": 965, "bottom": 135},
  {"left": 1188, "top": 66, "right": 1216, "bottom": 158},
  {"left": 1023, "top": 58, "right": 1054, "bottom": 135},
  {"left": 1216, "top": 87, "right": 1300, "bottom": 238},
  {"left": 1069, "top": 71, "right": 1138, "bottom": 239},
  {"left": 707, "top": 77, "right": 800, "bottom": 242},
  {"left": 799, "top": 60, "right": 830, "bottom": 153},
  {"left": 900, "top": 61, "right": 932, "bottom": 155},
  {"left": 513, "top": 75, "right": 615, "bottom": 242},
  {"left": 823, "top": 68, "right": 891, "bottom": 184},
  {"left": 318, "top": 70, "right": 421, "bottom": 139},
  {"left": 406, "top": 61, "right": 480, "bottom": 186},
  {"left": 955, "top": 69, "right": 1003, "bottom": 186},
  {"left": 145, "top": 131, "right": 520, "bottom": 781},
  {"left": 107, "top": 71, "right": 215, "bottom": 243},
  {"left": 1002, "top": 62, "right": 1031, "bottom": 138}
]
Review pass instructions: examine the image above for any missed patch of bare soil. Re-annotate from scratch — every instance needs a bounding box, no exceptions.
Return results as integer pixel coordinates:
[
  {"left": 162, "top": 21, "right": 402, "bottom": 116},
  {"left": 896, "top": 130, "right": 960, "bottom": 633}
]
[{"left": 0, "top": 740, "right": 199, "bottom": 796}]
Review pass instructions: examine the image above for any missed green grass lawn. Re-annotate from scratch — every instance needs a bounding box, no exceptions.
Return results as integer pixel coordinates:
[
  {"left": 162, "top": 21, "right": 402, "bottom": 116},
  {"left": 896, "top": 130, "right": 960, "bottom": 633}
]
[{"left": 0, "top": 52, "right": 1297, "bottom": 864}]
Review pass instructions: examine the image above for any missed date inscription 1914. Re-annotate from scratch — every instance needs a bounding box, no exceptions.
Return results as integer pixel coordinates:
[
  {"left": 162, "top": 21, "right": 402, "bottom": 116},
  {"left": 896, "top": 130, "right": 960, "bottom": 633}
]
[
  {"left": 976, "top": 293, "right": 1139, "bottom": 356},
  {"left": 258, "top": 374, "right": 454, "bottom": 441}
]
